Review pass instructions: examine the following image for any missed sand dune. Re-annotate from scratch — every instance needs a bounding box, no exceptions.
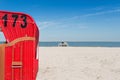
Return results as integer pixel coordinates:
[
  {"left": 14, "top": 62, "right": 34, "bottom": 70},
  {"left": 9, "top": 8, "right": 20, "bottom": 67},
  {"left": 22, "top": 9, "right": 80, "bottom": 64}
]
[{"left": 37, "top": 47, "right": 120, "bottom": 80}]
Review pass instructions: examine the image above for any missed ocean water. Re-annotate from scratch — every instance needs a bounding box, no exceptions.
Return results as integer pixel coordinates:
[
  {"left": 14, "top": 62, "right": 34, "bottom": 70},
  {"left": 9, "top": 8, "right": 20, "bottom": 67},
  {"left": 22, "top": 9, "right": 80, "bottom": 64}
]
[
  {"left": 39, "top": 42, "right": 120, "bottom": 47},
  {"left": 0, "top": 42, "right": 120, "bottom": 47}
]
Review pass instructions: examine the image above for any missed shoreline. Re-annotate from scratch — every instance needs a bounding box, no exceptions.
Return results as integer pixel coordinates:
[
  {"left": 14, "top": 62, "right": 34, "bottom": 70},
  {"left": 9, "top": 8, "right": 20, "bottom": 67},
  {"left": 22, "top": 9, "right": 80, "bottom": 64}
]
[{"left": 39, "top": 46, "right": 120, "bottom": 48}]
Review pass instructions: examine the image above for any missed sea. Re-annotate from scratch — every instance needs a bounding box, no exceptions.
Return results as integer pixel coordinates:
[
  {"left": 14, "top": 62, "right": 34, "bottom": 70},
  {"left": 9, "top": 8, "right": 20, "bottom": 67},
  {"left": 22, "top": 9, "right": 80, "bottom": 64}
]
[
  {"left": 0, "top": 42, "right": 120, "bottom": 47},
  {"left": 39, "top": 42, "right": 120, "bottom": 47}
]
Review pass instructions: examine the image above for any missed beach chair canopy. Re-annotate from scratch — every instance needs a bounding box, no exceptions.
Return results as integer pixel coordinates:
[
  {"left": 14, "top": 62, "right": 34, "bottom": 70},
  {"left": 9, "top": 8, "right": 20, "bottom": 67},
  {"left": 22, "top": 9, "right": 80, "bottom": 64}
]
[{"left": 0, "top": 11, "right": 39, "bottom": 80}]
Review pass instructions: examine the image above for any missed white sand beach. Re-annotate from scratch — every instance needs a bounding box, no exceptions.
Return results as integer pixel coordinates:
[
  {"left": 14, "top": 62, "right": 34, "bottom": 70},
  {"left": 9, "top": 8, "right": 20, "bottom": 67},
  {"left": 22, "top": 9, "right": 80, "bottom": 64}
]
[{"left": 37, "top": 47, "right": 120, "bottom": 80}]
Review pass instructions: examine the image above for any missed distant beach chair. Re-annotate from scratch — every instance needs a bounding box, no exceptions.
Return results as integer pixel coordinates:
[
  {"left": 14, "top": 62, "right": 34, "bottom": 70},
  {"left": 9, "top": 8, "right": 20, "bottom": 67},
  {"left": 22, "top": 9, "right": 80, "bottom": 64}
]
[{"left": 58, "top": 41, "right": 69, "bottom": 47}]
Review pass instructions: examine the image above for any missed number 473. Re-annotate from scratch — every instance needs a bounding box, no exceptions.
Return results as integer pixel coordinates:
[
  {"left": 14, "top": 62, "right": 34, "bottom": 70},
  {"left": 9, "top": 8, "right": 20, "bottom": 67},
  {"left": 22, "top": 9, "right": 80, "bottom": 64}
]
[{"left": 2, "top": 14, "right": 27, "bottom": 28}]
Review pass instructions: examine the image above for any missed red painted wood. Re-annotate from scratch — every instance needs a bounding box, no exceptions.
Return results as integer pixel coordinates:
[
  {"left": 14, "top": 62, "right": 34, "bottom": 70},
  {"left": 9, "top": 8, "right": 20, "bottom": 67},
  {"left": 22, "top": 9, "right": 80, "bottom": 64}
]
[{"left": 0, "top": 11, "right": 39, "bottom": 80}]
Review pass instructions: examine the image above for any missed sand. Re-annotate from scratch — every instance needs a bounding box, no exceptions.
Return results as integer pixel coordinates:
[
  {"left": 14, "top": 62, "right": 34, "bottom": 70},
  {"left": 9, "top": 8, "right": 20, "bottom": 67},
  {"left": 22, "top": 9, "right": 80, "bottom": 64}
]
[{"left": 37, "top": 47, "right": 120, "bottom": 80}]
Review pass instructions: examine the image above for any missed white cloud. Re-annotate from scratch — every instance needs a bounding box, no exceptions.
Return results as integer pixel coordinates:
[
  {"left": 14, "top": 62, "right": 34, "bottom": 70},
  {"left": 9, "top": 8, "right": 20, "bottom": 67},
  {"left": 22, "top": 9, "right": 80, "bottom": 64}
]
[
  {"left": 37, "top": 21, "right": 60, "bottom": 30},
  {"left": 37, "top": 8, "right": 120, "bottom": 30},
  {"left": 37, "top": 20, "right": 88, "bottom": 30},
  {"left": 71, "top": 8, "right": 120, "bottom": 19}
]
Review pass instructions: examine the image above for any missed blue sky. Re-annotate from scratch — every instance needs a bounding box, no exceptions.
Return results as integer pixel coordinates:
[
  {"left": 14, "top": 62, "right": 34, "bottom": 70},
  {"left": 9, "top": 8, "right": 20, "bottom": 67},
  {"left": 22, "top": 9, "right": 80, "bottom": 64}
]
[{"left": 0, "top": 0, "right": 120, "bottom": 41}]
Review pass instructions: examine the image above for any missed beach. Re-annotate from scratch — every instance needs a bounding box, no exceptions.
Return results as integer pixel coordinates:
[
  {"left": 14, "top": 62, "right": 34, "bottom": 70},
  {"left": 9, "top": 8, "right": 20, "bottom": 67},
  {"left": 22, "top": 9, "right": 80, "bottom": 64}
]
[{"left": 37, "top": 47, "right": 120, "bottom": 80}]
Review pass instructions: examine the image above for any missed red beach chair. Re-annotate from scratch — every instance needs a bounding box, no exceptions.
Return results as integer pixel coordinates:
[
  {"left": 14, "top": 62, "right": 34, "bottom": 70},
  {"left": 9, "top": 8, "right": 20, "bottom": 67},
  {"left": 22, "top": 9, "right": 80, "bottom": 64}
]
[{"left": 0, "top": 11, "right": 39, "bottom": 80}]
